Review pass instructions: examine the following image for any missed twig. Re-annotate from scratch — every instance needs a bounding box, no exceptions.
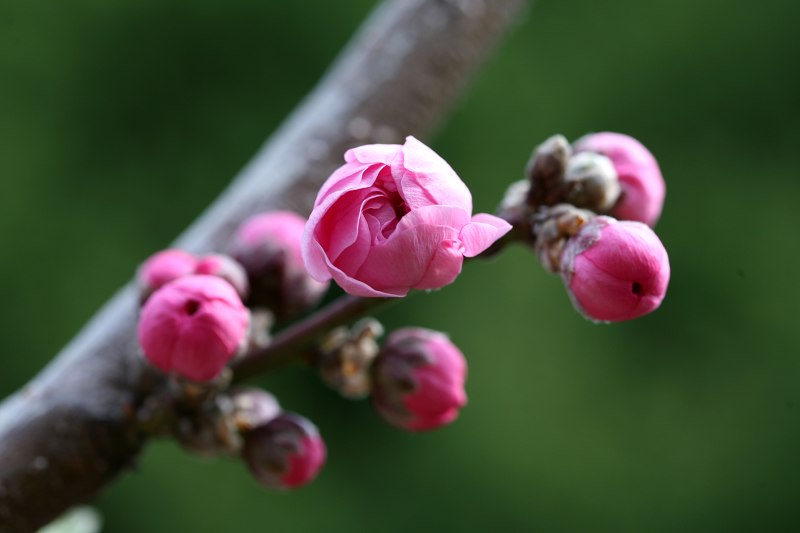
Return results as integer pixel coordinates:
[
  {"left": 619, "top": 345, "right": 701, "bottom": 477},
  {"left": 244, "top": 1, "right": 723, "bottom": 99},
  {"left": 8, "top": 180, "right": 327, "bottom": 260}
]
[{"left": 232, "top": 295, "right": 390, "bottom": 381}]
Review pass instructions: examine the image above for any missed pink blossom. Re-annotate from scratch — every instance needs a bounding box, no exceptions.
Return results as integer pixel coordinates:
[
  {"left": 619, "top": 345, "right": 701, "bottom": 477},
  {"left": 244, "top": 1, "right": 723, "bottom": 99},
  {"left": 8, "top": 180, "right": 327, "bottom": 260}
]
[
  {"left": 302, "top": 137, "right": 512, "bottom": 297},
  {"left": 560, "top": 216, "right": 670, "bottom": 322},
  {"left": 243, "top": 413, "right": 327, "bottom": 490},
  {"left": 372, "top": 328, "right": 467, "bottom": 432},
  {"left": 137, "top": 249, "right": 197, "bottom": 299},
  {"left": 235, "top": 211, "right": 308, "bottom": 267},
  {"left": 573, "top": 132, "right": 665, "bottom": 227},
  {"left": 137, "top": 275, "right": 250, "bottom": 382},
  {"left": 194, "top": 254, "right": 249, "bottom": 300},
  {"left": 231, "top": 211, "right": 329, "bottom": 317}
]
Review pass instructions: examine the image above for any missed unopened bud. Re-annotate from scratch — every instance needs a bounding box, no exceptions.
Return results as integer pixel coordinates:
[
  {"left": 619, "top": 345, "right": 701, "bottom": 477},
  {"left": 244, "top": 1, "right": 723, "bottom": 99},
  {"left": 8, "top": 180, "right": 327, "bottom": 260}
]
[
  {"left": 317, "top": 318, "right": 383, "bottom": 399},
  {"left": 573, "top": 132, "right": 665, "bottom": 227},
  {"left": 138, "top": 275, "right": 250, "bottom": 382},
  {"left": 137, "top": 249, "right": 197, "bottom": 301},
  {"left": 172, "top": 394, "right": 241, "bottom": 457},
  {"left": 195, "top": 254, "right": 249, "bottom": 300},
  {"left": 560, "top": 216, "right": 670, "bottom": 322},
  {"left": 230, "top": 211, "right": 329, "bottom": 319},
  {"left": 532, "top": 204, "right": 595, "bottom": 273},
  {"left": 525, "top": 134, "right": 571, "bottom": 207},
  {"left": 231, "top": 388, "right": 281, "bottom": 433},
  {"left": 372, "top": 328, "right": 467, "bottom": 432},
  {"left": 563, "top": 151, "right": 621, "bottom": 212},
  {"left": 243, "top": 413, "right": 326, "bottom": 490}
]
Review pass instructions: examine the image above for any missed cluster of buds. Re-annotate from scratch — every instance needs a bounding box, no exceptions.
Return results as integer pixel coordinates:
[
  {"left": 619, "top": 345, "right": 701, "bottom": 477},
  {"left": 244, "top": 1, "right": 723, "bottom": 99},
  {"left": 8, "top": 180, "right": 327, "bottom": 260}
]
[
  {"left": 135, "top": 211, "right": 329, "bottom": 490},
  {"left": 129, "top": 133, "right": 671, "bottom": 500},
  {"left": 318, "top": 323, "right": 468, "bottom": 432},
  {"left": 501, "top": 131, "right": 670, "bottom": 323}
]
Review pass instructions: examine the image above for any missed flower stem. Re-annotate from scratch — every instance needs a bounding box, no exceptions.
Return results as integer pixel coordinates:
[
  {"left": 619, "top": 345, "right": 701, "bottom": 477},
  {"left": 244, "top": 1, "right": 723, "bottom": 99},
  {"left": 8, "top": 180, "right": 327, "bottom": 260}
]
[{"left": 232, "top": 295, "right": 391, "bottom": 382}]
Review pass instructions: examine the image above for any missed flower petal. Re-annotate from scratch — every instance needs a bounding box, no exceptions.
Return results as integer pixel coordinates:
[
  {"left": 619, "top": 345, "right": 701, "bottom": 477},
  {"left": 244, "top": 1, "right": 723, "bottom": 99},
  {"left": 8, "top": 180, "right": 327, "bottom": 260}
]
[
  {"left": 356, "top": 223, "right": 462, "bottom": 293},
  {"left": 310, "top": 239, "right": 405, "bottom": 297},
  {"left": 345, "top": 143, "right": 402, "bottom": 166},
  {"left": 459, "top": 213, "right": 513, "bottom": 257},
  {"left": 413, "top": 239, "right": 464, "bottom": 290},
  {"left": 395, "top": 204, "right": 471, "bottom": 234},
  {"left": 314, "top": 161, "right": 387, "bottom": 207},
  {"left": 394, "top": 136, "right": 472, "bottom": 212}
]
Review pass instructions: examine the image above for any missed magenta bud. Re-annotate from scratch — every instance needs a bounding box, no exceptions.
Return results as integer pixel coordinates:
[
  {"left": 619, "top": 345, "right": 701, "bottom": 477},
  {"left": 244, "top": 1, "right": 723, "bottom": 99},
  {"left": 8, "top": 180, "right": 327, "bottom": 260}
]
[
  {"left": 230, "top": 211, "right": 329, "bottom": 318},
  {"left": 372, "top": 328, "right": 467, "bottom": 432},
  {"left": 560, "top": 216, "right": 670, "bottom": 323},
  {"left": 195, "top": 254, "right": 249, "bottom": 300},
  {"left": 137, "top": 249, "right": 198, "bottom": 301},
  {"left": 573, "top": 132, "right": 665, "bottom": 227},
  {"left": 138, "top": 275, "right": 250, "bottom": 382},
  {"left": 243, "top": 413, "right": 327, "bottom": 490},
  {"left": 231, "top": 388, "right": 281, "bottom": 432}
]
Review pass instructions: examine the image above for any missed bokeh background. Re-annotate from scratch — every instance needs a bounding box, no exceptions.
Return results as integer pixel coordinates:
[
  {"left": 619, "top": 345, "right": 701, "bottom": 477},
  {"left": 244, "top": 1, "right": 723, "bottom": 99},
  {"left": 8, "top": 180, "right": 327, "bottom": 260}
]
[{"left": 2, "top": 0, "right": 799, "bottom": 531}]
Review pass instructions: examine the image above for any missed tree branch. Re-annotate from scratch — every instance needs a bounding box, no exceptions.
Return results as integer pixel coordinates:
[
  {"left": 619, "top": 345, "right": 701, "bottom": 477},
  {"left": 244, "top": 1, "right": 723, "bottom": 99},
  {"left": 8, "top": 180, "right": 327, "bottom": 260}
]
[{"left": 0, "top": 0, "right": 528, "bottom": 530}]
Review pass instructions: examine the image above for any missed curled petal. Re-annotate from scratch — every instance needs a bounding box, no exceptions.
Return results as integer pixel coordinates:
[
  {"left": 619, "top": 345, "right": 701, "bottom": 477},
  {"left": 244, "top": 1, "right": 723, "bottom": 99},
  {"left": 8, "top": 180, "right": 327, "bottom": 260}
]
[
  {"left": 395, "top": 136, "right": 472, "bottom": 212},
  {"left": 345, "top": 143, "right": 402, "bottom": 166},
  {"left": 314, "top": 161, "right": 387, "bottom": 208},
  {"left": 459, "top": 214, "right": 513, "bottom": 257},
  {"left": 356, "top": 224, "right": 463, "bottom": 295}
]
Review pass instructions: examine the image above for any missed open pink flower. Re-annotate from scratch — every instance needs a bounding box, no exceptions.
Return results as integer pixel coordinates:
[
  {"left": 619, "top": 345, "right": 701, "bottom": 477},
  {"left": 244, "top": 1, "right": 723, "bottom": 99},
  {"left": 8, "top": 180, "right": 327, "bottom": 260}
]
[
  {"left": 573, "top": 132, "right": 666, "bottom": 227},
  {"left": 560, "top": 216, "right": 670, "bottom": 322},
  {"left": 302, "top": 137, "right": 511, "bottom": 297},
  {"left": 138, "top": 275, "right": 250, "bottom": 382}
]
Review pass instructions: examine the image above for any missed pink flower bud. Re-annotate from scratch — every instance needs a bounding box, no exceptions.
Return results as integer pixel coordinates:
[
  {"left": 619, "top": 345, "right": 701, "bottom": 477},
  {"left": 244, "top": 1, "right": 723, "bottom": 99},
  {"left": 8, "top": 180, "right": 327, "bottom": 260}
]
[
  {"left": 372, "top": 328, "right": 467, "bottom": 432},
  {"left": 138, "top": 275, "right": 250, "bottom": 382},
  {"left": 243, "top": 413, "right": 326, "bottom": 490},
  {"left": 230, "top": 211, "right": 329, "bottom": 318},
  {"left": 560, "top": 216, "right": 670, "bottom": 322},
  {"left": 137, "top": 249, "right": 198, "bottom": 300},
  {"left": 302, "top": 136, "right": 512, "bottom": 298},
  {"left": 195, "top": 254, "right": 249, "bottom": 300},
  {"left": 573, "top": 132, "right": 665, "bottom": 227}
]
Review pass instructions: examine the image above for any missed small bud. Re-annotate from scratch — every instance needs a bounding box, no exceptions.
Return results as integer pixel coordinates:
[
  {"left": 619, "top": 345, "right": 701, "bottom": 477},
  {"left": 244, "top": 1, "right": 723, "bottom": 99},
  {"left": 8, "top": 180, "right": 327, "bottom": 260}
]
[
  {"left": 137, "top": 249, "right": 197, "bottom": 301},
  {"left": 244, "top": 307, "right": 274, "bottom": 352},
  {"left": 172, "top": 393, "right": 242, "bottom": 456},
  {"left": 372, "top": 328, "right": 467, "bottom": 432},
  {"left": 230, "top": 211, "right": 329, "bottom": 319},
  {"left": 243, "top": 413, "right": 327, "bottom": 490},
  {"left": 231, "top": 388, "right": 281, "bottom": 433},
  {"left": 573, "top": 132, "right": 665, "bottom": 227},
  {"left": 525, "top": 134, "right": 571, "bottom": 207},
  {"left": 560, "top": 216, "right": 670, "bottom": 322},
  {"left": 138, "top": 275, "right": 250, "bottom": 382},
  {"left": 532, "top": 204, "right": 595, "bottom": 273},
  {"left": 317, "top": 318, "right": 383, "bottom": 399},
  {"left": 195, "top": 254, "right": 249, "bottom": 300},
  {"left": 563, "top": 151, "right": 621, "bottom": 212}
]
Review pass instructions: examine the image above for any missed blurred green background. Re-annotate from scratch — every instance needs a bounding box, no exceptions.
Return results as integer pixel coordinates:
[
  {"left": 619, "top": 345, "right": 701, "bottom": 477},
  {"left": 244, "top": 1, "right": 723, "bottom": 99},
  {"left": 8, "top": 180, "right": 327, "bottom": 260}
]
[{"left": 2, "top": 0, "right": 799, "bottom": 531}]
